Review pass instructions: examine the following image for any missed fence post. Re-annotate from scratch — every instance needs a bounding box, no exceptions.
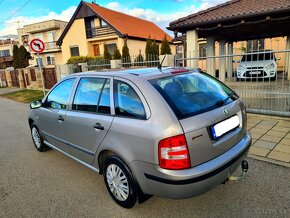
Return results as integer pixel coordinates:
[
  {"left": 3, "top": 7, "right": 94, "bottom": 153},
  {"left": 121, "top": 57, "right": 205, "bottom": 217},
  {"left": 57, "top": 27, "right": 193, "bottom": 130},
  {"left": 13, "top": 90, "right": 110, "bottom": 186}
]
[
  {"left": 18, "top": 69, "right": 25, "bottom": 89},
  {"left": 186, "top": 30, "right": 199, "bottom": 68},
  {"left": 227, "top": 42, "right": 233, "bottom": 79},
  {"left": 286, "top": 34, "right": 290, "bottom": 81},
  {"left": 206, "top": 36, "right": 216, "bottom": 76},
  {"left": 219, "top": 40, "right": 226, "bottom": 81},
  {"left": 4, "top": 69, "right": 12, "bottom": 87}
]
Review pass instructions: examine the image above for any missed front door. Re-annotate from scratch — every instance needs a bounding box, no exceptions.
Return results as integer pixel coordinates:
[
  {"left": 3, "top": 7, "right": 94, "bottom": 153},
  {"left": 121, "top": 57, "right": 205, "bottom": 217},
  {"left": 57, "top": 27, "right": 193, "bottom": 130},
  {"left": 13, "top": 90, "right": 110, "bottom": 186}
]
[
  {"left": 64, "top": 77, "right": 113, "bottom": 164},
  {"left": 38, "top": 78, "right": 76, "bottom": 150},
  {"left": 93, "top": 44, "right": 100, "bottom": 56}
]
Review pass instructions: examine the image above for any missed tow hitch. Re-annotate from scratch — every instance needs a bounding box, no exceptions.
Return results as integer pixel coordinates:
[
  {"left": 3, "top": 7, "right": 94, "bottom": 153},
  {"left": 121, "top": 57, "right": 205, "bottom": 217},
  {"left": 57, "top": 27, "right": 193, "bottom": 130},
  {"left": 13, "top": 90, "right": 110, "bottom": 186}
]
[{"left": 229, "top": 160, "right": 249, "bottom": 181}]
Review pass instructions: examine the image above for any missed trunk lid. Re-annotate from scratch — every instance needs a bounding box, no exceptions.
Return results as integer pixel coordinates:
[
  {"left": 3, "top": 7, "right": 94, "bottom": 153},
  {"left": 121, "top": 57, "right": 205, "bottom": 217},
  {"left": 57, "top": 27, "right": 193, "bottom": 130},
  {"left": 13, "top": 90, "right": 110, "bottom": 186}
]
[{"left": 180, "top": 100, "right": 246, "bottom": 167}]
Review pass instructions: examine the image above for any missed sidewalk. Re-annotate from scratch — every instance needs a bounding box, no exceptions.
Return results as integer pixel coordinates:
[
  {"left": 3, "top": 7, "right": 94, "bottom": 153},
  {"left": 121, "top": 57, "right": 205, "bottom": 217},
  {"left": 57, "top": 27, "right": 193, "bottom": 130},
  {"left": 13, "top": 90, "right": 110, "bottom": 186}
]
[{"left": 247, "top": 113, "right": 290, "bottom": 167}]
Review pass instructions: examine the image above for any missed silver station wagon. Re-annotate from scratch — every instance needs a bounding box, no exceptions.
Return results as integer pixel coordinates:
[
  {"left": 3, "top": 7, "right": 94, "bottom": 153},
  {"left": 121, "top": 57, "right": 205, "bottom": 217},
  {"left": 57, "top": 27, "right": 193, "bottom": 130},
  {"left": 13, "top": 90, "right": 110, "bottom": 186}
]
[{"left": 28, "top": 67, "right": 251, "bottom": 208}]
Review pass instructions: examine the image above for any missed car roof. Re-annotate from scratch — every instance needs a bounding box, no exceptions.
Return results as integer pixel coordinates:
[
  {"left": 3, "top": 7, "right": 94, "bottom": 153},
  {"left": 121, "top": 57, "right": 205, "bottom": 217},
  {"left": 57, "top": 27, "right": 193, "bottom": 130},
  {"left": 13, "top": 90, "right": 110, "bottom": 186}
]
[{"left": 69, "top": 67, "right": 200, "bottom": 80}]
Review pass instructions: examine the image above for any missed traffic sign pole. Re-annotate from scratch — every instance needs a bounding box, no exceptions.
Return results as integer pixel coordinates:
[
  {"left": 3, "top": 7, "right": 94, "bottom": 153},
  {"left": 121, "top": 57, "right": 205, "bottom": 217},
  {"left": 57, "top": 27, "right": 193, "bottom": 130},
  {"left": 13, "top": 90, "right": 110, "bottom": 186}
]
[
  {"left": 30, "top": 39, "right": 46, "bottom": 97},
  {"left": 37, "top": 53, "right": 46, "bottom": 97}
]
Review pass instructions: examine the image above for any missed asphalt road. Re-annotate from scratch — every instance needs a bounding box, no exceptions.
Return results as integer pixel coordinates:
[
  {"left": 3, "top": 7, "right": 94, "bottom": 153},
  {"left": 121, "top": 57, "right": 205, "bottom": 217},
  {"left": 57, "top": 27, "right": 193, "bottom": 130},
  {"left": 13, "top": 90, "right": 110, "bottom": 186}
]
[{"left": 0, "top": 97, "right": 290, "bottom": 218}]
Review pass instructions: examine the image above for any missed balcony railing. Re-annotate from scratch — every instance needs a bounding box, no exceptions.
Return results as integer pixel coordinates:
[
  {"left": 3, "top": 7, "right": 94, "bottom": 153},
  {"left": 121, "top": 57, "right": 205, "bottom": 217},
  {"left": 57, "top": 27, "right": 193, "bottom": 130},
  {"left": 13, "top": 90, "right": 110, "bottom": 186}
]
[
  {"left": 86, "top": 26, "right": 116, "bottom": 39},
  {"left": 44, "top": 41, "right": 60, "bottom": 50}
]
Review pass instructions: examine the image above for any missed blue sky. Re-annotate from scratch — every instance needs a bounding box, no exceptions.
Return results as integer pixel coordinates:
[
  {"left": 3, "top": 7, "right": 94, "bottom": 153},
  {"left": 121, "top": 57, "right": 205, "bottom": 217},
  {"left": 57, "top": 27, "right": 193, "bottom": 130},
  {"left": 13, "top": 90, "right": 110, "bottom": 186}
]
[{"left": 0, "top": 0, "right": 226, "bottom": 37}]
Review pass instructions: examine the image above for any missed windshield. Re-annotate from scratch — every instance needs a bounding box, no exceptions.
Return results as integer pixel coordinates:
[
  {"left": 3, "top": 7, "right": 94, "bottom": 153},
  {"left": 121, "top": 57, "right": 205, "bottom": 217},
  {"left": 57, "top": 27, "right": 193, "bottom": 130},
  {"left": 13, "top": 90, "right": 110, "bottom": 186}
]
[
  {"left": 149, "top": 72, "right": 237, "bottom": 119},
  {"left": 241, "top": 53, "right": 275, "bottom": 62}
]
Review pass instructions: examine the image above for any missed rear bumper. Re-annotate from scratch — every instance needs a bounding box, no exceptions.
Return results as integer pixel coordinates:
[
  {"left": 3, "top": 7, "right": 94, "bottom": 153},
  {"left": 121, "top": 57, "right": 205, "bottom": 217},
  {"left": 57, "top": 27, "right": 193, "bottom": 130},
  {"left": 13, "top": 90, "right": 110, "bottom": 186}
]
[{"left": 129, "top": 132, "right": 251, "bottom": 199}]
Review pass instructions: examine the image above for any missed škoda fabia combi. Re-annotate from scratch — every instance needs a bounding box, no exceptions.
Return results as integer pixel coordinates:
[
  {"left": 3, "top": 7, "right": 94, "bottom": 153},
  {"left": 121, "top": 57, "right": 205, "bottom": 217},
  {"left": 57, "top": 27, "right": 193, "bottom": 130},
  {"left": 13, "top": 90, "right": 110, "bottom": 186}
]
[{"left": 29, "top": 67, "right": 251, "bottom": 208}]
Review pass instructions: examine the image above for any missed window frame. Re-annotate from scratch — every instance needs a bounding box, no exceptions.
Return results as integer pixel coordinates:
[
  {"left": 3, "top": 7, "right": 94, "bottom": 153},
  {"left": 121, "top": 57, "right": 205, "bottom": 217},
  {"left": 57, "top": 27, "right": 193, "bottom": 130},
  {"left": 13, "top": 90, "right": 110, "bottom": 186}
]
[
  {"left": 70, "top": 46, "right": 80, "bottom": 57},
  {"left": 62, "top": 75, "right": 115, "bottom": 116},
  {"left": 43, "top": 77, "right": 77, "bottom": 110},
  {"left": 149, "top": 71, "right": 237, "bottom": 120},
  {"left": 69, "top": 76, "right": 112, "bottom": 116},
  {"left": 113, "top": 77, "right": 150, "bottom": 120}
]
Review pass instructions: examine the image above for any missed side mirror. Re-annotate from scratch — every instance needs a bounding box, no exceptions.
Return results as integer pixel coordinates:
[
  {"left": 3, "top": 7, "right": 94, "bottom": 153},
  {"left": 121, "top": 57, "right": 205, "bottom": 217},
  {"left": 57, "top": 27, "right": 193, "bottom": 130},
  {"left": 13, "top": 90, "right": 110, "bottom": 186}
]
[
  {"left": 30, "top": 100, "right": 42, "bottom": 109},
  {"left": 233, "top": 60, "right": 240, "bottom": 63},
  {"left": 276, "top": 57, "right": 281, "bottom": 61}
]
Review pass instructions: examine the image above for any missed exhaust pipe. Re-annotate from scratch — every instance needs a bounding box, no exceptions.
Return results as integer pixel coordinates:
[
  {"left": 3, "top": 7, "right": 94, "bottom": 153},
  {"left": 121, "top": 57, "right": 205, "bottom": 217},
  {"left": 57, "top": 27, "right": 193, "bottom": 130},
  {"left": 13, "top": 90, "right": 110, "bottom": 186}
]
[{"left": 229, "top": 160, "right": 249, "bottom": 181}]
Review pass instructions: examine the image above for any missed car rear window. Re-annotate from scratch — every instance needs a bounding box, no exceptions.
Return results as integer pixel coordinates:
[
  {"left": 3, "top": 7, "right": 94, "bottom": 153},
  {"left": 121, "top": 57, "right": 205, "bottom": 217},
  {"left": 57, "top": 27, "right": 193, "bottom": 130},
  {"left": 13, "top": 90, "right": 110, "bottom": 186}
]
[{"left": 149, "top": 72, "right": 236, "bottom": 119}]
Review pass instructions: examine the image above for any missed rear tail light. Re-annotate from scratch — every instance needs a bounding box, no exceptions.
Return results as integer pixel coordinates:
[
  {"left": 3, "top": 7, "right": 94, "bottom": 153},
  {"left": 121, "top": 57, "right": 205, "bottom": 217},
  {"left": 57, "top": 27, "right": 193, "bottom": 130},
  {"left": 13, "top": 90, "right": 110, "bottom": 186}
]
[{"left": 158, "top": 134, "right": 190, "bottom": 170}]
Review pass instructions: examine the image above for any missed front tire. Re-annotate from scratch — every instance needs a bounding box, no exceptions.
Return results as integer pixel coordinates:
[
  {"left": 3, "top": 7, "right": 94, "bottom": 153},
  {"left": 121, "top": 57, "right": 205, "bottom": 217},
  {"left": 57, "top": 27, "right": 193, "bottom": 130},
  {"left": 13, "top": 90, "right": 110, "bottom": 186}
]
[
  {"left": 103, "top": 155, "right": 137, "bottom": 208},
  {"left": 30, "top": 123, "right": 49, "bottom": 152}
]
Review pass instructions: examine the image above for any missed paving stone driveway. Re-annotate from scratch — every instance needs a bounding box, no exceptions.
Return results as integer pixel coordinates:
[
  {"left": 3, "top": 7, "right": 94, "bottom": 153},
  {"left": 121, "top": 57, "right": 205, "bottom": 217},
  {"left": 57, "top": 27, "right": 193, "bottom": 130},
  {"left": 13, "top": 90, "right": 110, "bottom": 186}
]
[{"left": 248, "top": 114, "right": 290, "bottom": 165}]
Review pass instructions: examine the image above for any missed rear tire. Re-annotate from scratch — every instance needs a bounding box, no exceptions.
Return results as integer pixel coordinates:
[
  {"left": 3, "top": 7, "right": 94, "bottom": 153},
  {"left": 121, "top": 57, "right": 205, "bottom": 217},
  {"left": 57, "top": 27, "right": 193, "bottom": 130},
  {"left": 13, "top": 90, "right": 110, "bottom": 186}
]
[
  {"left": 103, "top": 155, "right": 137, "bottom": 208},
  {"left": 30, "top": 123, "right": 50, "bottom": 152}
]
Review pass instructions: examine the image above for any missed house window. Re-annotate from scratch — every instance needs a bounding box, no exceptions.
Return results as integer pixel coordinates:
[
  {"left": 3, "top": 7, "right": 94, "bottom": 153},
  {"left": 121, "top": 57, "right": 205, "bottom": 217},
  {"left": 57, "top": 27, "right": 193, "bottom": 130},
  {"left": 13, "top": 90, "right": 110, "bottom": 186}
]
[
  {"left": 85, "top": 17, "right": 95, "bottom": 38},
  {"left": 199, "top": 43, "right": 207, "bottom": 57},
  {"left": 47, "top": 32, "right": 55, "bottom": 49},
  {"left": 247, "top": 39, "right": 265, "bottom": 51},
  {"left": 0, "top": 50, "right": 10, "bottom": 57},
  {"left": 33, "top": 33, "right": 44, "bottom": 41},
  {"left": 36, "top": 57, "right": 43, "bottom": 66},
  {"left": 101, "top": 20, "right": 108, "bottom": 27},
  {"left": 70, "top": 46, "right": 80, "bottom": 56},
  {"left": 46, "top": 56, "right": 55, "bottom": 65},
  {"left": 106, "top": 43, "right": 116, "bottom": 56}
]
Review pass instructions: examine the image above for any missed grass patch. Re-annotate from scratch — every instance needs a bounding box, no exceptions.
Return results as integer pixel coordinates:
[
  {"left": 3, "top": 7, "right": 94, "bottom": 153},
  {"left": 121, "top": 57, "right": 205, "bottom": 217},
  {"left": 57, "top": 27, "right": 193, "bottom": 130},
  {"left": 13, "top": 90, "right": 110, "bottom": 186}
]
[{"left": 0, "top": 89, "right": 45, "bottom": 103}]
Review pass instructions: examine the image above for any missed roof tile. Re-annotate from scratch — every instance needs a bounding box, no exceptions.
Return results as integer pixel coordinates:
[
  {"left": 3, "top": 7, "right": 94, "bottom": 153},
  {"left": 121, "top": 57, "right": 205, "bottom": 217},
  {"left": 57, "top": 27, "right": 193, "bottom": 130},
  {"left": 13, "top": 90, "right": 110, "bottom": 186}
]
[
  {"left": 86, "top": 2, "right": 172, "bottom": 41},
  {"left": 169, "top": 0, "right": 290, "bottom": 29}
]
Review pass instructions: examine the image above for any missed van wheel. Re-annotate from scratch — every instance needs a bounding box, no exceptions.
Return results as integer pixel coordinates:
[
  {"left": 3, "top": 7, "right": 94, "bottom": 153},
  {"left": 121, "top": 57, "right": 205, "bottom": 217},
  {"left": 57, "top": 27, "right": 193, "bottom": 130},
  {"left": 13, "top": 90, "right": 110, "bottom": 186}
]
[
  {"left": 103, "top": 155, "right": 137, "bottom": 208},
  {"left": 30, "top": 123, "right": 50, "bottom": 152}
]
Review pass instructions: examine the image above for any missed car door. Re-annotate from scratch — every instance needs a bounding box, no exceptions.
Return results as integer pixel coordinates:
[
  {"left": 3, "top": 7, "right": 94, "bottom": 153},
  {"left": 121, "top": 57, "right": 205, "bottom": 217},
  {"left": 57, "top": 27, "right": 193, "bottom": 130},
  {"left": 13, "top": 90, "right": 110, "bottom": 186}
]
[
  {"left": 38, "top": 78, "right": 76, "bottom": 149},
  {"left": 64, "top": 77, "right": 114, "bottom": 164}
]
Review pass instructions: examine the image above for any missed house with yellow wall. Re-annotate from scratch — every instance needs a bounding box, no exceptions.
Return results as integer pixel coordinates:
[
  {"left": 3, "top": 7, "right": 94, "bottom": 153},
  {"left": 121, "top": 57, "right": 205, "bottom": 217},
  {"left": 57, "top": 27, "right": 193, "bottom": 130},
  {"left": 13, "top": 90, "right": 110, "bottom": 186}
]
[
  {"left": 17, "top": 19, "right": 68, "bottom": 67},
  {"left": 0, "top": 39, "right": 18, "bottom": 69},
  {"left": 57, "top": 1, "right": 172, "bottom": 64}
]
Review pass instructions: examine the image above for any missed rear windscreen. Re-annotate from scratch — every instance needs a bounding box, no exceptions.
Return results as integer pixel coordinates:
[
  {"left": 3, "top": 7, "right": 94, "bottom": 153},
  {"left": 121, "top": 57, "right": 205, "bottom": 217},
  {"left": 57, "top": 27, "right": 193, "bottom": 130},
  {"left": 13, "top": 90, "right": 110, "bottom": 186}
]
[{"left": 149, "top": 72, "right": 235, "bottom": 119}]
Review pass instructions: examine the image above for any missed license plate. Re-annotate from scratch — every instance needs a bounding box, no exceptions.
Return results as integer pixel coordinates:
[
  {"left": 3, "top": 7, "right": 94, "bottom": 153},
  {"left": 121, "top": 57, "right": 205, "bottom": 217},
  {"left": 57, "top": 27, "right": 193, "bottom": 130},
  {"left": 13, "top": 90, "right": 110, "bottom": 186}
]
[
  {"left": 211, "top": 115, "right": 240, "bottom": 139},
  {"left": 249, "top": 71, "right": 260, "bottom": 75}
]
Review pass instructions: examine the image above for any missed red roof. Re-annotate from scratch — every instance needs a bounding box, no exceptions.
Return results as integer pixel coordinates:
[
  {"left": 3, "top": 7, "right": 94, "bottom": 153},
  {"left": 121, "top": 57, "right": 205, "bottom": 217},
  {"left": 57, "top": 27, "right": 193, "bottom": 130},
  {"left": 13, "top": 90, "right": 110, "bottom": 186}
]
[
  {"left": 169, "top": 0, "right": 290, "bottom": 30},
  {"left": 85, "top": 2, "right": 172, "bottom": 41}
]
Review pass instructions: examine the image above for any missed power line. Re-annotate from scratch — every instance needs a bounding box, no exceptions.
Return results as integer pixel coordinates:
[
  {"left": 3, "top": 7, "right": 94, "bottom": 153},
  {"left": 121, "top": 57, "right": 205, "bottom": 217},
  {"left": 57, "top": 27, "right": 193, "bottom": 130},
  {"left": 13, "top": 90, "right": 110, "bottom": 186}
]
[{"left": 1, "top": 0, "right": 32, "bottom": 23}]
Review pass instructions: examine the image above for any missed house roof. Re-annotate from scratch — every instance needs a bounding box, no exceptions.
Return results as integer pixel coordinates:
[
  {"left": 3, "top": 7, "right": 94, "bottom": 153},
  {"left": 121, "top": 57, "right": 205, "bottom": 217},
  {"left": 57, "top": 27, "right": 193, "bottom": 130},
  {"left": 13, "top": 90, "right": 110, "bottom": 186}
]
[
  {"left": 169, "top": 0, "right": 290, "bottom": 31},
  {"left": 85, "top": 2, "right": 172, "bottom": 41},
  {"left": 57, "top": 1, "right": 172, "bottom": 46}
]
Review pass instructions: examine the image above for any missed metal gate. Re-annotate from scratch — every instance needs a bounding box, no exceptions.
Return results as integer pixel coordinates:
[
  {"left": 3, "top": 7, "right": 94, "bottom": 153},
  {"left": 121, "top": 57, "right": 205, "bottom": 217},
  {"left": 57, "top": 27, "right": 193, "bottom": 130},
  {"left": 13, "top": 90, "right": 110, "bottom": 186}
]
[
  {"left": 174, "top": 38, "right": 290, "bottom": 116},
  {"left": 43, "top": 68, "right": 57, "bottom": 89},
  {"left": 10, "top": 70, "right": 20, "bottom": 87}
]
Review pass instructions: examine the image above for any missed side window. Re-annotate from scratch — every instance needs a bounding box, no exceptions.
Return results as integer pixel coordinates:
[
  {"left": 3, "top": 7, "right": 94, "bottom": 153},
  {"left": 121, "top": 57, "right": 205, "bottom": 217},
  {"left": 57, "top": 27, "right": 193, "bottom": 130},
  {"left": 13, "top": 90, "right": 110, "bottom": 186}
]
[
  {"left": 98, "top": 79, "right": 111, "bottom": 114},
  {"left": 46, "top": 78, "right": 75, "bottom": 109},
  {"left": 72, "top": 77, "right": 106, "bottom": 112},
  {"left": 114, "top": 80, "right": 146, "bottom": 119}
]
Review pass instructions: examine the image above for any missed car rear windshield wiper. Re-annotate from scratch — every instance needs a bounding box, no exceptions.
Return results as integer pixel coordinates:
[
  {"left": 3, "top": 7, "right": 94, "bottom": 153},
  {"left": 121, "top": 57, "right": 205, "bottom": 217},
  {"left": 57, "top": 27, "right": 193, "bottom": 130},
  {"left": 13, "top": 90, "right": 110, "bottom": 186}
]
[{"left": 216, "top": 91, "right": 238, "bottom": 106}]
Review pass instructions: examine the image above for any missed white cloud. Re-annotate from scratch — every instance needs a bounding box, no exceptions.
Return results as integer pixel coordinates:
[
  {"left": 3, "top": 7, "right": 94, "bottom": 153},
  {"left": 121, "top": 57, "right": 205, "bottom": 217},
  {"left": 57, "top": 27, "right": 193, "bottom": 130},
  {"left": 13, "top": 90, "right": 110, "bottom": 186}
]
[
  {"left": 0, "top": 6, "right": 76, "bottom": 37},
  {"left": 0, "top": 0, "right": 229, "bottom": 37},
  {"left": 106, "top": 1, "right": 228, "bottom": 35}
]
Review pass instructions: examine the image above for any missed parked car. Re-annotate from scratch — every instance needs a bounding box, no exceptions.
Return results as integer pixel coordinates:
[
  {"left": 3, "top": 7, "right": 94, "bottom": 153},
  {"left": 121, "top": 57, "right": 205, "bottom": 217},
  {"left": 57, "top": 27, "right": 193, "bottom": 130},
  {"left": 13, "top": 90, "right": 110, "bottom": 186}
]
[
  {"left": 28, "top": 67, "right": 251, "bottom": 208},
  {"left": 236, "top": 50, "right": 278, "bottom": 80}
]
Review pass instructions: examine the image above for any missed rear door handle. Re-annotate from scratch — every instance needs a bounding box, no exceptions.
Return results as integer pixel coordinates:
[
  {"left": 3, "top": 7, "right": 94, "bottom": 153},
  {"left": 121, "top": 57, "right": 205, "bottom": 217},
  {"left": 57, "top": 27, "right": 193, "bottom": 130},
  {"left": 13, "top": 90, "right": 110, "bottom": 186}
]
[
  {"left": 94, "top": 123, "right": 104, "bottom": 130},
  {"left": 58, "top": 115, "right": 64, "bottom": 121}
]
